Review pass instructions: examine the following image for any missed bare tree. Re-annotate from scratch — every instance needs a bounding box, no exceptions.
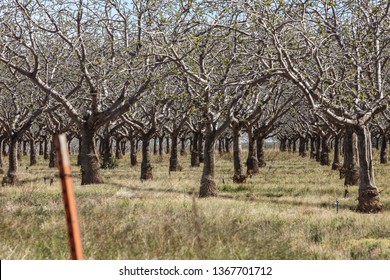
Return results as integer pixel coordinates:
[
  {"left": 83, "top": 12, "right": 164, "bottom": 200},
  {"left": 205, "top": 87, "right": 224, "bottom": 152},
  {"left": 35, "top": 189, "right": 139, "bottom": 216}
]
[{"left": 0, "top": 75, "right": 50, "bottom": 184}]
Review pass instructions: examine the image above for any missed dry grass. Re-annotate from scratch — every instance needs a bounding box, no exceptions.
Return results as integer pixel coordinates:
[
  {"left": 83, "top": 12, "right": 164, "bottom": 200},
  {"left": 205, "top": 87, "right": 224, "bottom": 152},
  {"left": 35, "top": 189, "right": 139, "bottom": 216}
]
[{"left": 1, "top": 149, "right": 390, "bottom": 259}]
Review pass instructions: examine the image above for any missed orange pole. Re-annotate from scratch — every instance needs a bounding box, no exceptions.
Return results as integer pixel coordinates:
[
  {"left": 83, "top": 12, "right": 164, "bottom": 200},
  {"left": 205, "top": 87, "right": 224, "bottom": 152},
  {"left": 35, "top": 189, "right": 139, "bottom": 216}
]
[{"left": 55, "top": 134, "right": 84, "bottom": 260}]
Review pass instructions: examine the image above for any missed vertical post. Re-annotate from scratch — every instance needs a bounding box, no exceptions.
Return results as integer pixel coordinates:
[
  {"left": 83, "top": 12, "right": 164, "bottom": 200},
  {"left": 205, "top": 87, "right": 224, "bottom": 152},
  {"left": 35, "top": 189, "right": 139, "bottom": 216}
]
[{"left": 55, "top": 134, "right": 84, "bottom": 260}]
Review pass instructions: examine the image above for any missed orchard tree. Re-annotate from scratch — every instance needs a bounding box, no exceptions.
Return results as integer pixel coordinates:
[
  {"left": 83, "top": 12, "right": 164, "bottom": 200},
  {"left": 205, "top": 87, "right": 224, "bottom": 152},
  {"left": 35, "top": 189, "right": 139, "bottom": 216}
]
[
  {"left": 0, "top": 75, "right": 50, "bottom": 184},
  {"left": 122, "top": 93, "right": 167, "bottom": 180}
]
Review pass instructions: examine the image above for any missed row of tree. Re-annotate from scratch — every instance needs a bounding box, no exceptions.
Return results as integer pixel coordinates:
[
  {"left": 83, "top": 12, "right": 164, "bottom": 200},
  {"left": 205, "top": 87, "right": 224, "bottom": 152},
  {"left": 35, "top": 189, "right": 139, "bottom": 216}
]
[{"left": 1, "top": 0, "right": 389, "bottom": 213}]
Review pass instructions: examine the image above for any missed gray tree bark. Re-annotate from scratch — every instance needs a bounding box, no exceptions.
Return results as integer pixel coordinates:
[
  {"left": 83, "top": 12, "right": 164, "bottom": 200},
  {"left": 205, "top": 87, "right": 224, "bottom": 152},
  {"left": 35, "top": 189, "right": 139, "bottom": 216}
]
[
  {"left": 191, "top": 132, "right": 200, "bottom": 167},
  {"left": 169, "top": 134, "right": 182, "bottom": 171},
  {"left": 49, "top": 135, "right": 57, "bottom": 168},
  {"left": 380, "top": 135, "right": 388, "bottom": 164},
  {"left": 299, "top": 136, "right": 307, "bottom": 158},
  {"left": 232, "top": 123, "right": 245, "bottom": 183},
  {"left": 257, "top": 135, "right": 266, "bottom": 167},
  {"left": 130, "top": 138, "right": 138, "bottom": 167},
  {"left": 342, "top": 127, "right": 359, "bottom": 186},
  {"left": 198, "top": 132, "right": 204, "bottom": 163},
  {"left": 331, "top": 135, "right": 341, "bottom": 170},
  {"left": 0, "top": 137, "right": 4, "bottom": 174},
  {"left": 141, "top": 135, "right": 153, "bottom": 180},
  {"left": 153, "top": 136, "right": 158, "bottom": 155},
  {"left": 101, "top": 135, "right": 112, "bottom": 168},
  {"left": 199, "top": 132, "right": 217, "bottom": 197},
  {"left": 355, "top": 125, "right": 382, "bottom": 213},
  {"left": 115, "top": 138, "right": 123, "bottom": 159},
  {"left": 320, "top": 136, "right": 330, "bottom": 166},
  {"left": 79, "top": 126, "right": 104, "bottom": 185},
  {"left": 246, "top": 131, "right": 259, "bottom": 176},
  {"left": 157, "top": 135, "right": 163, "bottom": 159},
  {"left": 180, "top": 136, "right": 187, "bottom": 156},
  {"left": 43, "top": 138, "right": 49, "bottom": 160},
  {"left": 29, "top": 138, "right": 37, "bottom": 166},
  {"left": 5, "top": 137, "right": 19, "bottom": 185},
  {"left": 315, "top": 135, "right": 321, "bottom": 162}
]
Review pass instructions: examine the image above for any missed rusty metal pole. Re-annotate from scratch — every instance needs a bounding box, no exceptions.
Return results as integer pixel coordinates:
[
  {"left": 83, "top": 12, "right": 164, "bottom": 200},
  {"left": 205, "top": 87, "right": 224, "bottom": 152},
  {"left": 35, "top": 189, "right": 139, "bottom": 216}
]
[{"left": 55, "top": 134, "right": 84, "bottom": 260}]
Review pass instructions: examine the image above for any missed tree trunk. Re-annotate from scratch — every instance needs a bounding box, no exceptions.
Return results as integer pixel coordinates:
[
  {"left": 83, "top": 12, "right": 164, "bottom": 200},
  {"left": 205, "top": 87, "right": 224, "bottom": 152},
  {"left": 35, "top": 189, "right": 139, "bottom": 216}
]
[
  {"left": 191, "top": 132, "right": 200, "bottom": 167},
  {"left": 279, "top": 137, "right": 287, "bottom": 152},
  {"left": 141, "top": 135, "right": 153, "bottom": 180},
  {"left": 199, "top": 131, "right": 217, "bottom": 197},
  {"left": 101, "top": 135, "right": 112, "bottom": 168},
  {"left": 292, "top": 139, "right": 297, "bottom": 153},
  {"left": 77, "top": 137, "right": 82, "bottom": 166},
  {"left": 165, "top": 136, "right": 170, "bottom": 154},
  {"left": 0, "top": 138, "right": 4, "bottom": 174},
  {"left": 315, "top": 135, "right": 321, "bottom": 162},
  {"left": 246, "top": 131, "right": 259, "bottom": 175},
  {"left": 169, "top": 134, "right": 182, "bottom": 172},
  {"left": 198, "top": 132, "right": 204, "bottom": 163},
  {"left": 342, "top": 127, "right": 359, "bottom": 185},
  {"left": 130, "top": 138, "right": 138, "bottom": 167},
  {"left": 299, "top": 136, "right": 307, "bottom": 157},
  {"left": 180, "top": 137, "right": 187, "bottom": 156},
  {"left": 121, "top": 140, "right": 126, "bottom": 156},
  {"left": 115, "top": 138, "right": 123, "bottom": 159},
  {"left": 23, "top": 140, "right": 28, "bottom": 156},
  {"left": 79, "top": 127, "right": 104, "bottom": 185},
  {"left": 320, "top": 136, "right": 330, "bottom": 166},
  {"left": 309, "top": 137, "right": 315, "bottom": 159},
  {"left": 49, "top": 135, "right": 57, "bottom": 168},
  {"left": 232, "top": 125, "right": 245, "bottom": 183},
  {"left": 43, "top": 138, "right": 49, "bottom": 160},
  {"left": 158, "top": 135, "right": 164, "bottom": 160},
  {"left": 225, "top": 137, "right": 231, "bottom": 154},
  {"left": 374, "top": 136, "right": 380, "bottom": 150},
  {"left": 29, "top": 138, "right": 37, "bottom": 166},
  {"left": 153, "top": 136, "right": 158, "bottom": 155},
  {"left": 2, "top": 141, "right": 8, "bottom": 156},
  {"left": 17, "top": 141, "right": 22, "bottom": 162},
  {"left": 332, "top": 135, "right": 341, "bottom": 170},
  {"left": 380, "top": 135, "right": 388, "bottom": 164},
  {"left": 39, "top": 141, "right": 43, "bottom": 156},
  {"left": 6, "top": 137, "right": 19, "bottom": 185},
  {"left": 287, "top": 139, "right": 292, "bottom": 152},
  {"left": 67, "top": 137, "right": 73, "bottom": 155},
  {"left": 257, "top": 135, "right": 266, "bottom": 167},
  {"left": 355, "top": 125, "right": 382, "bottom": 213},
  {"left": 218, "top": 138, "right": 223, "bottom": 155}
]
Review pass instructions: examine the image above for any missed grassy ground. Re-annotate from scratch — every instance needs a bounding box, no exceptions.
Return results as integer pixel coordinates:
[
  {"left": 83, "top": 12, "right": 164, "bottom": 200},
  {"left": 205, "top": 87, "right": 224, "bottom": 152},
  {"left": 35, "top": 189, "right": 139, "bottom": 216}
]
[{"left": 1, "top": 149, "right": 390, "bottom": 260}]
